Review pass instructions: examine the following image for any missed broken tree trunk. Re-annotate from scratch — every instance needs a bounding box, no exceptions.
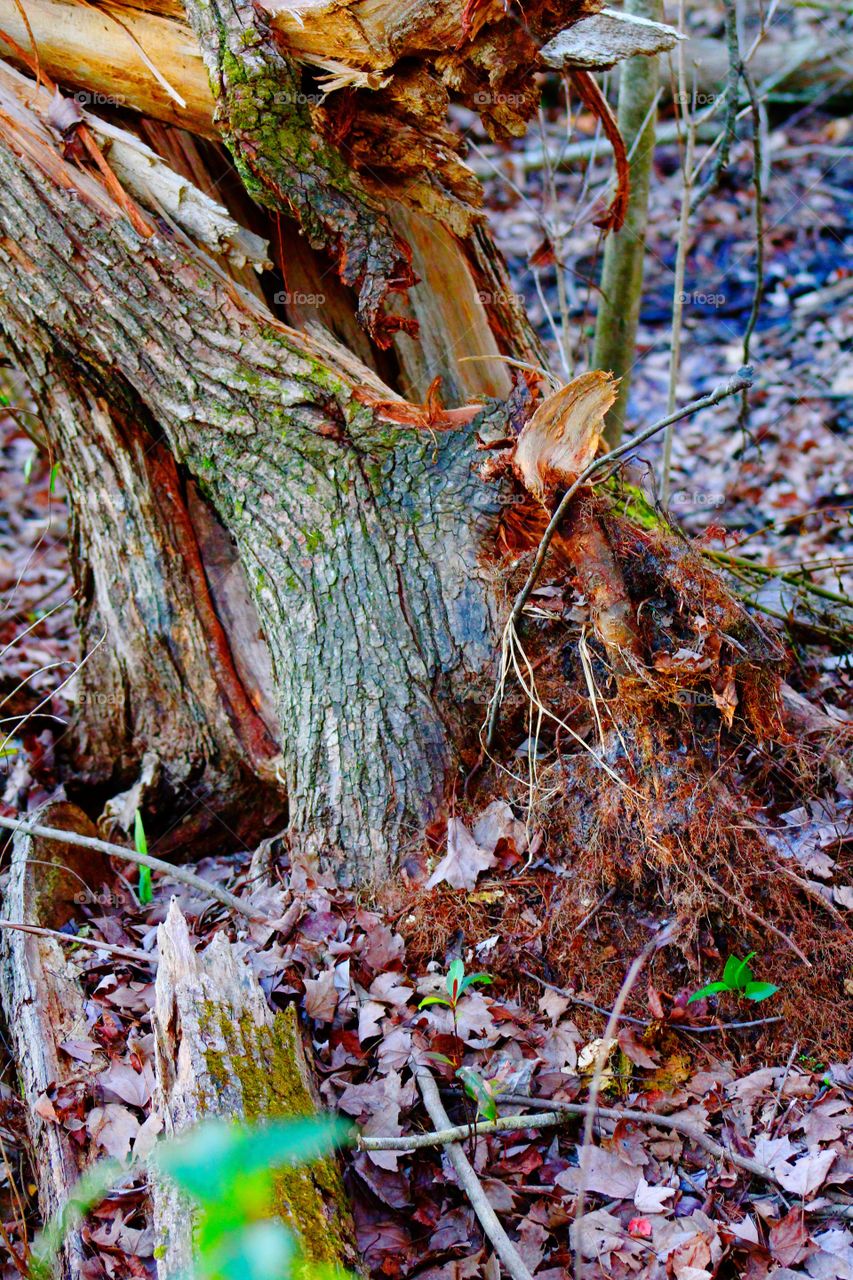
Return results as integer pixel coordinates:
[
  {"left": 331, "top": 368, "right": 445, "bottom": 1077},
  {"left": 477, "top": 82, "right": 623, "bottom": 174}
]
[
  {"left": 0, "top": 803, "right": 115, "bottom": 1276},
  {"left": 0, "top": 65, "right": 505, "bottom": 879},
  {"left": 0, "top": 1, "right": 674, "bottom": 875},
  {"left": 152, "top": 901, "right": 357, "bottom": 1275}
]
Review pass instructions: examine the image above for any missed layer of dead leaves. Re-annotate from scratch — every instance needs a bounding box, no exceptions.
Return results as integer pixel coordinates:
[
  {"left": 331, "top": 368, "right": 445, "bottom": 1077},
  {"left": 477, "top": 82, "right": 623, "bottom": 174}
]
[{"left": 4, "top": 814, "right": 851, "bottom": 1280}]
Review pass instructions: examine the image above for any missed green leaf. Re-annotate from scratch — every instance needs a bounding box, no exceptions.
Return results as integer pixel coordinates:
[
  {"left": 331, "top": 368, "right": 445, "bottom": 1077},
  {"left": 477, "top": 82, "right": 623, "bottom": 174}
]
[
  {"left": 458, "top": 973, "right": 493, "bottom": 995},
  {"left": 423, "top": 1052, "right": 455, "bottom": 1067},
  {"left": 721, "top": 955, "right": 743, "bottom": 988},
  {"left": 419, "top": 996, "right": 450, "bottom": 1009},
  {"left": 446, "top": 958, "right": 465, "bottom": 1003},
  {"left": 49, "top": 461, "right": 60, "bottom": 494},
  {"left": 732, "top": 952, "right": 756, "bottom": 990},
  {"left": 687, "top": 981, "right": 729, "bottom": 1003},
  {"left": 742, "top": 981, "right": 778, "bottom": 1003},
  {"left": 134, "top": 811, "right": 153, "bottom": 904},
  {"left": 134, "top": 810, "right": 148, "bottom": 856},
  {"left": 23, "top": 450, "right": 35, "bottom": 483},
  {"left": 138, "top": 866, "right": 153, "bottom": 905},
  {"left": 201, "top": 1220, "right": 296, "bottom": 1280},
  {"left": 156, "top": 1117, "right": 351, "bottom": 1207},
  {"left": 456, "top": 1067, "right": 497, "bottom": 1123}
]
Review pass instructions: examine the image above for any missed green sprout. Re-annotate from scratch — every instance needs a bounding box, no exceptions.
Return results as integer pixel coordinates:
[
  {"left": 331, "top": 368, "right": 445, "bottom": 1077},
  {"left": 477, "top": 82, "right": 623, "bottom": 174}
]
[
  {"left": 688, "top": 952, "right": 778, "bottom": 1004},
  {"left": 134, "top": 810, "right": 153, "bottom": 905}
]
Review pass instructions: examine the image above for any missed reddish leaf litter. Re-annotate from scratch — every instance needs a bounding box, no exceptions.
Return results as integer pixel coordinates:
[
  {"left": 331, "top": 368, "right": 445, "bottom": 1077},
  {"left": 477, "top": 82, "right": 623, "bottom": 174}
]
[
  {"left": 0, "top": 823, "right": 849, "bottom": 1279},
  {"left": 0, "top": 383, "right": 76, "bottom": 815}
]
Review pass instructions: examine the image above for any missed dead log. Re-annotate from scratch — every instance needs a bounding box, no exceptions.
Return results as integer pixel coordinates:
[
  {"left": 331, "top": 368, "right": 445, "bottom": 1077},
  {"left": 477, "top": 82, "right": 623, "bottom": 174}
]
[
  {"left": 151, "top": 901, "right": 357, "bottom": 1275},
  {"left": 0, "top": 803, "right": 114, "bottom": 1276}
]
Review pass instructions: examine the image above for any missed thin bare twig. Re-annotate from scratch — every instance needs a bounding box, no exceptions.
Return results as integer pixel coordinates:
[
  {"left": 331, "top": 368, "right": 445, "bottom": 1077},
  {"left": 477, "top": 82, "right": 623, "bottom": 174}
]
[
  {"left": 574, "top": 925, "right": 676, "bottom": 1280},
  {"left": 415, "top": 1067, "right": 534, "bottom": 1280},
  {"left": 363, "top": 1094, "right": 785, "bottom": 1191},
  {"left": 497, "top": 1093, "right": 783, "bottom": 1187},
  {"left": 738, "top": 63, "right": 765, "bottom": 429},
  {"left": 660, "top": 0, "right": 695, "bottom": 505},
  {"left": 0, "top": 815, "right": 264, "bottom": 922},
  {"left": 0, "top": 919, "right": 152, "bottom": 964},
  {"left": 484, "top": 369, "right": 753, "bottom": 749},
  {"left": 691, "top": 0, "right": 741, "bottom": 210},
  {"left": 521, "top": 969, "right": 782, "bottom": 1033}
]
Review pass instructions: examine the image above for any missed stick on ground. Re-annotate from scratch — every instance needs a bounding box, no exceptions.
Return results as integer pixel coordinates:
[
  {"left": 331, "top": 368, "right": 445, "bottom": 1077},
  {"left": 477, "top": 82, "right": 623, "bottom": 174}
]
[
  {"left": 416, "top": 1066, "right": 534, "bottom": 1280},
  {"left": 0, "top": 815, "right": 263, "bottom": 922}
]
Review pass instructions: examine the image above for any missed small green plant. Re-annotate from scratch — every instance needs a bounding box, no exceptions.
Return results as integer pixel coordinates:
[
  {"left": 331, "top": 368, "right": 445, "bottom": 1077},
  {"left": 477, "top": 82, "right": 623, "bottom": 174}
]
[
  {"left": 688, "top": 952, "right": 778, "bottom": 1004},
  {"left": 134, "top": 810, "right": 153, "bottom": 905},
  {"left": 419, "top": 960, "right": 497, "bottom": 1123},
  {"left": 454, "top": 1065, "right": 504, "bottom": 1123},
  {"left": 30, "top": 1115, "right": 353, "bottom": 1280},
  {"left": 418, "top": 958, "right": 492, "bottom": 1015}
]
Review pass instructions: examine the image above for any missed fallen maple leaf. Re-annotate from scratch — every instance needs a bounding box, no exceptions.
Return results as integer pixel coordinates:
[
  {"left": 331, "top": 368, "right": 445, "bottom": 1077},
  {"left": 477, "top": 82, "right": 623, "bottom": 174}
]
[
  {"left": 774, "top": 1148, "right": 837, "bottom": 1198},
  {"left": 425, "top": 818, "right": 496, "bottom": 892},
  {"left": 769, "top": 1208, "right": 814, "bottom": 1268},
  {"left": 303, "top": 969, "right": 339, "bottom": 1023}
]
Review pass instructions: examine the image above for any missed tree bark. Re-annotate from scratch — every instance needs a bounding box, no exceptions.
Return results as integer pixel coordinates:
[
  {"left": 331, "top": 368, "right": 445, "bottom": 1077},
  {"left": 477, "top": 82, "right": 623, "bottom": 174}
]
[
  {"left": 152, "top": 901, "right": 358, "bottom": 1276},
  {"left": 0, "top": 64, "right": 506, "bottom": 880}
]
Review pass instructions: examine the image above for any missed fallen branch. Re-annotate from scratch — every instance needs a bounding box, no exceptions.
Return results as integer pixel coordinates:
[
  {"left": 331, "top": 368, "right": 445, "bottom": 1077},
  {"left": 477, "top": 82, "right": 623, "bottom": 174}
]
[
  {"left": 485, "top": 369, "right": 754, "bottom": 748},
  {"left": 498, "top": 1093, "right": 783, "bottom": 1188},
  {"left": 0, "top": 815, "right": 262, "bottom": 922},
  {"left": 573, "top": 929, "right": 668, "bottom": 1280},
  {"left": 362, "top": 1095, "right": 783, "bottom": 1189},
  {"left": 415, "top": 1067, "right": 534, "bottom": 1280},
  {"left": 0, "top": 920, "right": 152, "bottom": 964}
]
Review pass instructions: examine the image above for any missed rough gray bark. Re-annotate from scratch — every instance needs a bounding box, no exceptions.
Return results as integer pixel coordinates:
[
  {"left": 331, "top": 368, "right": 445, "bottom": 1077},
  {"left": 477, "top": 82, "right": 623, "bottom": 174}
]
[
  {"left": 1, "top": 348, "right": 286, "bottom": 848},
  {"left": 0, "top": 75, "right": 503, "bottom": 880}
]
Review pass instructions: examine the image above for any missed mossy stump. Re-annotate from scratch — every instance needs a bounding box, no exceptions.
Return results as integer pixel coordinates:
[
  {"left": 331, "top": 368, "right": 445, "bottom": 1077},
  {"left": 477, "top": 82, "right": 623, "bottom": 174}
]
[{"left": 152, "top": 901, "right": 357, "bottom": 1275}]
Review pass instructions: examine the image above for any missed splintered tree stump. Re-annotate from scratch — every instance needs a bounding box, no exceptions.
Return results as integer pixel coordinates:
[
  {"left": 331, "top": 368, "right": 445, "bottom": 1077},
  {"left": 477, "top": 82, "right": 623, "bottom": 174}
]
[
  {"left": 152, "top": 901, "right": 358, "bottom": 1275},
  {"left": 0, "top": 803, "right": 114, "bottom": 1277}
]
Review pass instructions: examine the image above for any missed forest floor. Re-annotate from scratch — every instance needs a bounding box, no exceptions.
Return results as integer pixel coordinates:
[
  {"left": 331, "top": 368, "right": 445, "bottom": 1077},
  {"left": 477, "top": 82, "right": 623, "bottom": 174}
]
[{"left": 0, "top": 9, "right": 852, "bottom": 1279}]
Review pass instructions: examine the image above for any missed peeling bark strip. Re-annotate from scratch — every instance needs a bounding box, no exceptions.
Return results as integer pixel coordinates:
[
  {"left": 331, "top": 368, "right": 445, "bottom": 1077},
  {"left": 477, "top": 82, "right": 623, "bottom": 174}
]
[
  {"left": 152, "top": 902, "right": 357, "bottom": 1276},
  {"left": 0, "top": 72, "right": 501, "bottom": 878},
  {"left": 183, "top": 0, "right": 417, "bottom": 345}
]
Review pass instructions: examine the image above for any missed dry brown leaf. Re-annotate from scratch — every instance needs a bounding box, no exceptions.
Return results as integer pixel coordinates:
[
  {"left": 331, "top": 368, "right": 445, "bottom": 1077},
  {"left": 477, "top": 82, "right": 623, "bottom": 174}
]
[
  {"left": 87, "top": 1103, "right": 139, "bottom": 1161},
  {"left": 303, "top": 968, "right": 339, "bottom": 1023},
  {"left": 425, "top": 818, "right": 496, "bottom": 892},
  {"left": 769, "top": 1209, "right": 813, "bottom": 1268},
  {"left": 512, "top": 370, "right": 617, "bottom": 502}
]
